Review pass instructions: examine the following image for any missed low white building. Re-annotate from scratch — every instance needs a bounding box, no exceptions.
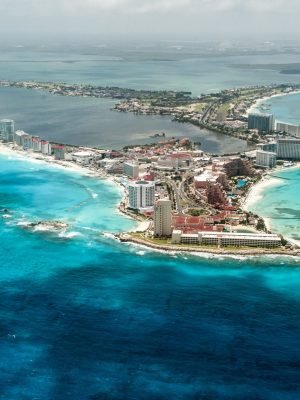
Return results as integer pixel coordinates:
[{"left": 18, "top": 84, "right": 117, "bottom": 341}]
[
  {"left": 124, "top": 162, "right": 139, "bottom": 179},
  {"left": 276, "top": 121, "right": 300, "bottom": 137},
  {"left": 154, "top": 153, "right": 192, "bottom": 171},
  {"left": 172, "top": 230, "right": 281, "bottom": 248},
  {"left": 72, "top": 151, "right": 94, "bottom": 165}
]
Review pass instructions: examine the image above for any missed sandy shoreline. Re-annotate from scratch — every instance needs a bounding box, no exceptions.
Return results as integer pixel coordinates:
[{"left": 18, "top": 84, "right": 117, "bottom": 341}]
[
  {"left": 242, "top": 164, "right": 300, "bottom": 246},
  {"left": 241, "top": 175, "right": 282, "bottom": 213},
  {"left": 247, "top": 90, "right": 300, "bottom": 116},
  {"left": 0, "top": 142, "right": 145, "bottom": 232},
  {"left": 242, "top": 164, "right": 300, "bottom": 212},
  {"left": 119, "top": 234, "right": 300, "bottom": 259},
  {"left": 1, "top": 142, "right": 300, "bottom": 254},
  {"left": 0, "top": 143, "right": 102, "bottom": 177}
]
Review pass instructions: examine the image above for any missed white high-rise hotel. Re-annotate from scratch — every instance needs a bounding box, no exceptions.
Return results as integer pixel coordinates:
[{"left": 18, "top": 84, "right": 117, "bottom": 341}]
[
  {"left": 128, "top": 181, "right": 155, "bottom": 210},
  {"left": 154, "top": 198, "right": 172, "bottom": 237}
]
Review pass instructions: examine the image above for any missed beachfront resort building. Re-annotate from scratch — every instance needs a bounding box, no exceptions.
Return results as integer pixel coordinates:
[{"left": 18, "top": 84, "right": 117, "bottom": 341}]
[
  {"left": 128, "top": 180, "right": 155, "bottom": 211},
  {"left": 171, "top": 231, "right": 281, "bottom": 248},
  {"left": 32, "top": 136, "right": 42, "bottom": 152},
  {"left": 277, "top": 138, "right": 300, "bottom": 160},
  {"left": 154, "top": 153, "right": 192, "bottom": 172},
  {"left": 123, "top": 162, "right": 139, "bottom": 179},
  {"left": 276, "top": 122, "right": 300, "bottom": 138},
  {"left": 248, "top": 113, "right": 274, "bottom": 133},
  {"left": 14, "top": 130, "right": 33, "bottom": 150},
  {"left": 72, "top": 151, "right": 94, "bottom": 165},
  {"left": 52, "top": 145, "right": 65, "bottom": 160},
  {"left": 256, "top": 150, "right": 277, "bottom": 168},
  {"left": 0, "top": 119, "right": 15, "bottom": 142},
  {"left": 153, "top": 198, "right": 172, "bottom": 237},
  {"left": 257, "top": 141, "right": 278, "bottom": 153},
  {"left": 41, "top": 141, "right": 52, "bottom": 155}
]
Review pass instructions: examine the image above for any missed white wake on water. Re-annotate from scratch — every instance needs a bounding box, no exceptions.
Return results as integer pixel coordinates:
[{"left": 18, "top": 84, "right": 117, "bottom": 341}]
[{"left": 58, "top": 231, "right": 83, "bottom": 239}]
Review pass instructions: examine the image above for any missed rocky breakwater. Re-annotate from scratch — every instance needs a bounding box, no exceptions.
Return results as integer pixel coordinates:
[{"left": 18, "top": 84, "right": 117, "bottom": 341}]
[{"left": 21, "top": 220, "right": 69, "bottom": 232}]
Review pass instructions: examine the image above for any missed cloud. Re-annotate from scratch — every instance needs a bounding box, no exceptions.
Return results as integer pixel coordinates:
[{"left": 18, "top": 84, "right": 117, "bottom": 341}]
[
  {"left": 0, "top": 0, "right": 297, "bottom": 16},
  {"left": 0, "top": 0, "right": 298, "bottom": 38}
]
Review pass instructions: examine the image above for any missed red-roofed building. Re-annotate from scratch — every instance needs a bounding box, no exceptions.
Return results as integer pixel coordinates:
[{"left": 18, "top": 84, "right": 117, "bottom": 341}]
[
  {"left": 41, "top": 141, "right": 52, "bottom": 155},
  {"left": 52, "top": 145, "right": 65, "bottom": 160},
  {"left": 32, "top": 136, "right": 42, "bottom": 152}
]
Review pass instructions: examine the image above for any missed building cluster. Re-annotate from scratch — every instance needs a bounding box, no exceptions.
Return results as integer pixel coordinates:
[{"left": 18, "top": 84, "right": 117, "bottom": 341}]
[
  {"left": 151, "top": 201, "right": 282, "bottom": 248},
  {"left": 276, "top": 121, "right": 300, "bottom": 137},
  {"left": 0, "top": 120, "right": 121, "bottom": 165},
  {"left": 246, "top": 111, "right": 300, "bottom": 168},
  {"left": 0, "top": 118, "right": 291, "bottom": 249},
  {"left": 122, "top": 142, "right": 286, "bottom": 248},
  {"left": 248, "top": 112, "right": 300, "bottom": 140},
  {"left": 193, "top": 158, "right": 255, "bottom": 209},
  {"left": 255, "top": 138, "right": 300, "bottom": 168}
]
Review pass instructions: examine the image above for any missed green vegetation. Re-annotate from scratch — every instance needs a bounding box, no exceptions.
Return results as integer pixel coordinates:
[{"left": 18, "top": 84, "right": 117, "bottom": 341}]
[
  {"left": 217, "top": 102, "right": 232, "bottom": 115},
  {"left": 192, "top": 103, "right": 207, "bottom": 112},
  {"left": 188, "top": 208, "right": 205, "bottom": 216},
  {"left": 256, "top": 218, "right": 266, "bottom": 231}
]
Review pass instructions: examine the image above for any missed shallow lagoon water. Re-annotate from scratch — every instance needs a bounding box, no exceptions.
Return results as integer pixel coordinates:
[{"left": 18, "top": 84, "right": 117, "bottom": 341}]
[
  {"left": 3, "top": 48, "right": 300, "bottom": 152},
  {"left": 261, "top": 92, "right": 300, "bottom": 126},
  {"left": 1, "top": 154, "right": 300, "bottom": 399},
  {"left": 0, "top": 87, "right": 249, "bottom": 154}
]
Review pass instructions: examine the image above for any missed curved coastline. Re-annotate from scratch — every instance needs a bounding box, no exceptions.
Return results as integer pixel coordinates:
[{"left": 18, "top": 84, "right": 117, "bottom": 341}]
[
  {"left": 2, "top": 82, "right": 300, "bottom": 258},
  {"left": 118, "top": 234, "right": 300, "bottom": 258},
  {"left": 242, "top": 164, "right": 300, "bottom": 247},
  {"left": 0, "top": 143, "right": 142, "bottom": 230},
  {"left": 241, "top": 174, "right": 282, "bottom": 215},
  {"left": 1, "top": 142, "right": 299, "bottom": 257},
  {"left": 247, "top": 89, "right": 300, "bottom": 115}
]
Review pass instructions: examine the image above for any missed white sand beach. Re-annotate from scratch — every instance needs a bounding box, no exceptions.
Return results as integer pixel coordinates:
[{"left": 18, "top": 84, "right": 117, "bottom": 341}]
[
  {"left": 0, "top": 142, "right": 110, "bottom": 178},
  {"left": 0, "top": 142, "right": 149, "bottom": 232},
  {"left": 242, "top": 175, "right": 282, "bottom": 211}
]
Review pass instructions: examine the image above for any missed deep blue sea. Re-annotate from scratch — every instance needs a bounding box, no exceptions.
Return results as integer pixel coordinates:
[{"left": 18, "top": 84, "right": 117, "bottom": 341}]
[{"left": 1, "top": 153, "right": 300, "bottom": 400}]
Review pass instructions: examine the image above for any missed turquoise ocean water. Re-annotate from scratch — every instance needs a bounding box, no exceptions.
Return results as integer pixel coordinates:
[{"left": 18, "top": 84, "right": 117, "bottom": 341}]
[
  {"left": 258, "top": 92, "right": 300, "bottom": 125},
  {"left": 248, "top": 167, "right": 300, "bottom": 243},
  {"left": 1, "top": 153, "right": 300, "bottom": 399},
  {"left": 1, "top": 47, "right": 300, "bottom": 398}
]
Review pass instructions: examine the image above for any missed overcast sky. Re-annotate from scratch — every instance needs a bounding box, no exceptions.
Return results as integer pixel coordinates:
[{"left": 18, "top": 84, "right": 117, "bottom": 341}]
[{"left": 0, "top": 0, "right": 298, "bottom": 42}]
